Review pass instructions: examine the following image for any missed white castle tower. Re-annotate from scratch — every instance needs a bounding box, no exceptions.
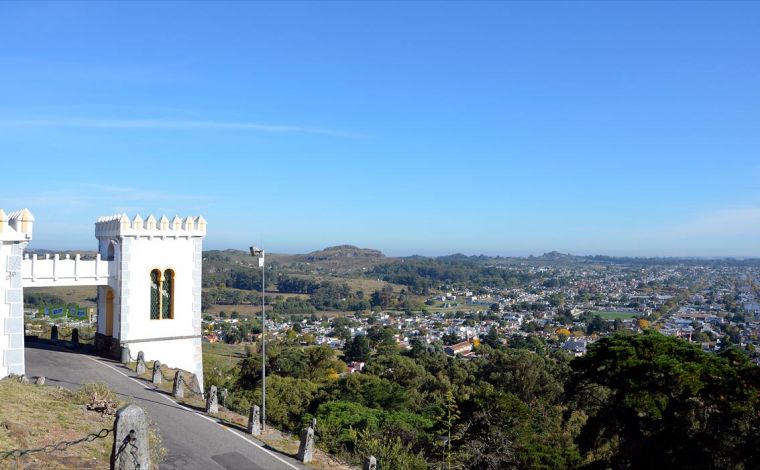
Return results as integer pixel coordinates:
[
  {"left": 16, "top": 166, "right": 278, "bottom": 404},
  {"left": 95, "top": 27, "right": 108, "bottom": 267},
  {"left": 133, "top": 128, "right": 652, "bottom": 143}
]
[
  {"left": 0, "top": 209, "right": 34, "bottom": 377},
  {"left": 95, "top": 214, "right": 207, "bottom": 389}
]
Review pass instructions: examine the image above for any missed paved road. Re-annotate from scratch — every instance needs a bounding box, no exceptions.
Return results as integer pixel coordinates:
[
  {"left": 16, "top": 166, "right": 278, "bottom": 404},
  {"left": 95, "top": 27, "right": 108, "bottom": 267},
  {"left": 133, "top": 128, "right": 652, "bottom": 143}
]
[{"left": 25, "top": 343, "right": 306, "bottom": 470}]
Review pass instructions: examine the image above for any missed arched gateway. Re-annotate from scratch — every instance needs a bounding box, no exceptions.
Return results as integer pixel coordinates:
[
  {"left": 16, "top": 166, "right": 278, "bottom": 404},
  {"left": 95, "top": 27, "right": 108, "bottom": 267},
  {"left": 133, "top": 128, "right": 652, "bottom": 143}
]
[{"left": 0, "top": 209, "right": 206, "bottom": 389}]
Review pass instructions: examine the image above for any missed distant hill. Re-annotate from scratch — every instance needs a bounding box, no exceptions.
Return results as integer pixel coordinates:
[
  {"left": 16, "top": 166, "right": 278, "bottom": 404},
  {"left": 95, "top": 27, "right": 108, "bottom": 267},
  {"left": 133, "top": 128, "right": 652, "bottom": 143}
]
[{"left": 303, "top": 245, "right": 385, "bottom": 261}]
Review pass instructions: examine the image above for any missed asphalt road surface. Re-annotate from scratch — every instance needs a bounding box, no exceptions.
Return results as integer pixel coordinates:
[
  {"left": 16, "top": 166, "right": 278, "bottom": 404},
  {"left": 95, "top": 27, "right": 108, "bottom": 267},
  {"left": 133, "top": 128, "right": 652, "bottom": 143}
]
[{"left": 25, "top": 343, "right": 307, "bottom": 470}]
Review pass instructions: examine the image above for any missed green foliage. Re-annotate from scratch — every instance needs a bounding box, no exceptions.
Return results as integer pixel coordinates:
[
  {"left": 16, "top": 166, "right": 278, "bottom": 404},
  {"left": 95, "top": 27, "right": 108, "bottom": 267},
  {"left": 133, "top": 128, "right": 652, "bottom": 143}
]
[
  {"left": 345, "top": 334, "right": 371, "bottom": 362},
  {"left": 261, "top": 376, "right": 320, "bottom": 431},
  {"left": 223, "top": 329, "right": 759, "bottom": 469},
  {"left": 570, "top": 331, "right": 760, "bottom": 469},
  {"left": 353, "top": 428, "right": 428, "bottom": 470}
]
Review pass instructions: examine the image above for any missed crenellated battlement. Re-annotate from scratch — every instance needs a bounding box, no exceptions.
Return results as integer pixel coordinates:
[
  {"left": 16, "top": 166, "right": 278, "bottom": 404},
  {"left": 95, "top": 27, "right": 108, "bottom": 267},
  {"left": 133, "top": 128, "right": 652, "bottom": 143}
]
[
  {"left": 0, "top": 208, "right": 34, "bottom": 241},
  {"left": 95, "top": 213, "right": 206, "bottom": 239}
]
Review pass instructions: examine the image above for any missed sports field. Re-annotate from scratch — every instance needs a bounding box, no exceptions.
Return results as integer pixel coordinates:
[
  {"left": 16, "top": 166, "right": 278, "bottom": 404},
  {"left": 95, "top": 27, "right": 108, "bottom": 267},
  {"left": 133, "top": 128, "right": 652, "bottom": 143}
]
[{"left": 591, "top": 310, "right": 639, "bottom": 320}]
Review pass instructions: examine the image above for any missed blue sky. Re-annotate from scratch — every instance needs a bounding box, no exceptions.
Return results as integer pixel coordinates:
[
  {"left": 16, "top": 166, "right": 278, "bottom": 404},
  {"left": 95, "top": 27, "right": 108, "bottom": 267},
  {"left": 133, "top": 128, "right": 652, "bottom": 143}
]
[{"left": 1, "top": 1, "right": 759, "bottom": 257}]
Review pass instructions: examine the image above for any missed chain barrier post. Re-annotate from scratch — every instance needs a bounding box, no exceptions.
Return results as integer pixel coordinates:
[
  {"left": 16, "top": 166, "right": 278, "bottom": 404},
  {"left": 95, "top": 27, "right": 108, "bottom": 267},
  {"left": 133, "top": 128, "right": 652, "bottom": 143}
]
[
  {"left": 151, "top": 361, "right": 162, "bottom": 386},
  {"left": 50, "top": 325, "right": 58, "bottom": 342},
  {"left": 111, "top": 404, "right": 150, "bottom": 470},
  {"left": 120, "top": 346, "right": 130, "bottom": 366},
  {"left": 172, "top": 371, "right": 184, "bottom": 398},
  {"left": 205, "top": 385, "right": 218, "bottom": 414},
  {"left": 247, "top": 405, "right": 261, "bottom": 436},
  {"left": 135, "top": 351, "right": 146, "bottom": 375},
  {"left": 72, "top": 328, "right": 79, "bottom": 348}
]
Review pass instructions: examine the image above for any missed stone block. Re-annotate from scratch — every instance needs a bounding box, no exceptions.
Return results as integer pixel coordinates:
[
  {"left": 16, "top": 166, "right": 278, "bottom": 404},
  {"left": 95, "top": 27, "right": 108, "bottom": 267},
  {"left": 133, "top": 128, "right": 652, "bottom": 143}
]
[
  {"left": 7, "top": 254, "right": 21, "bottom": 271},
  {"left": 4, "top": 348, "right": 23, "bottom": 367},
  {"left": 9, "top": 333, "right": 24, "bottom": 349},
  {"left": 5, "top": 288, "right": 21, "bottom": 303},
  {"left": 5, "top": 316, "right": 22, "bottom": 335}
]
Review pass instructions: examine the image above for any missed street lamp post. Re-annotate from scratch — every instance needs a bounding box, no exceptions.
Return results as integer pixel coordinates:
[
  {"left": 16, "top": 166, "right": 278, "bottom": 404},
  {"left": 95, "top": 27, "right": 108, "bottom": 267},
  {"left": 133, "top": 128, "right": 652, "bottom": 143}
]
[{"left": 250, "top": 246, "right": 266, "bottom": 430}]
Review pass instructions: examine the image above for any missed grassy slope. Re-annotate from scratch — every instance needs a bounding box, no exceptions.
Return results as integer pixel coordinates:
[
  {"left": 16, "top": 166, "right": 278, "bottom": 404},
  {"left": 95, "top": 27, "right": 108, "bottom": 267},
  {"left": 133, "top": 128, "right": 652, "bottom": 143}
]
[{"left": 0, "top": 380, "right": 114, "bottom": 469}]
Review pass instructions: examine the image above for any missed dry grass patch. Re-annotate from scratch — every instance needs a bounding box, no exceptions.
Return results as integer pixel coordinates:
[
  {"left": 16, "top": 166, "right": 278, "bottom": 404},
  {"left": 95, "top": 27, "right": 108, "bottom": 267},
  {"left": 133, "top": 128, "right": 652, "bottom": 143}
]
[{"left": 0, "top": 379, "right": 114, "bottom": 469}]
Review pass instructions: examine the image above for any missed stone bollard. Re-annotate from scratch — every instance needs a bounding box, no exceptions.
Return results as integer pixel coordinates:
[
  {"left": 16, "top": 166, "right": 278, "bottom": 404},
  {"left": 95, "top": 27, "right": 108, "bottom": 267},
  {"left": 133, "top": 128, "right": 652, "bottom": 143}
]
[
  {"left": 120, "top": 346, "right": 130, "bottom": 365},
  {"left": 35, "top": 376, "right": 46, "bottom": 385},
  {"left": 19, "top": 375, "right": 29, "bottom": 384},
  {"left": 363, "top": 455, "right": 377, "bottom": 470},
  {"left": 136, "top": 351, "right": 146, "bottom": 375},
  {"left": 172, "top": 371, "right": 184, "bottom": 398},
  {"left": 297, "top": 422, "right": 315, "bottom": 463},
  {"left": 247, "top": 405, "right": 261, "bottom": 436},
  {"left": 72, "top": 328, "right": 79, "bottom": 347},
  {"left": 205, "top": 386, "right": 219, "bottom": 414},
  {"left": 50, "top": 325, "right": 58, "bottom": 342},
  {"left": 152, "top": 361, "right": 162, "bottom": 385},
  {"left": 219, "top": 388, "right": 228, "bottom": 408},
  {"left": 111, "top": 404, "right": 150, "bottom": 470}
]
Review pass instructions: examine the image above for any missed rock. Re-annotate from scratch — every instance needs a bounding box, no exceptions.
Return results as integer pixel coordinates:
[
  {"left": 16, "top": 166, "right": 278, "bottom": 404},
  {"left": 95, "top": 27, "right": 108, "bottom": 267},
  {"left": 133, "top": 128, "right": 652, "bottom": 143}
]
[
  {"left": 363, "top": 455, "right": 377, "bottom": 470},
  {"left": 35, "top": 376, "right": 45, "bottom": 385}
]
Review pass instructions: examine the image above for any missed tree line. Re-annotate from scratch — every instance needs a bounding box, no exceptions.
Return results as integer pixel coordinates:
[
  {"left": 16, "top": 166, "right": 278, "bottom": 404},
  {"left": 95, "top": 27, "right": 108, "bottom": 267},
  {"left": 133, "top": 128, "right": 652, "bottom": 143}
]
[{"left": 206, "top": 328, "right": 760, "bottom": 469}]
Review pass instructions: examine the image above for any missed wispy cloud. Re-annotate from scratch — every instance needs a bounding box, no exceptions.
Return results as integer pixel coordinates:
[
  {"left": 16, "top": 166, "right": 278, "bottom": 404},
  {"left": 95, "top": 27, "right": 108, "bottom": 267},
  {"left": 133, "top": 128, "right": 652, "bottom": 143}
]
[
  {"left": 657, "top": 208, "right": 760, "bottom": 238},
  {"left": 0, "top": 116, "right": 361, "bottom": 138}
]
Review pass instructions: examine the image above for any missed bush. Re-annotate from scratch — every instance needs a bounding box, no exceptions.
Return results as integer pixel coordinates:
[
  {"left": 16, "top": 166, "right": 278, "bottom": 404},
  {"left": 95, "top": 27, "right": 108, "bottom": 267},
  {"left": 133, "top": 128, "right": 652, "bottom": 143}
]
[{"left": 74, "top": 383, "right": 119, "bottom": 415}]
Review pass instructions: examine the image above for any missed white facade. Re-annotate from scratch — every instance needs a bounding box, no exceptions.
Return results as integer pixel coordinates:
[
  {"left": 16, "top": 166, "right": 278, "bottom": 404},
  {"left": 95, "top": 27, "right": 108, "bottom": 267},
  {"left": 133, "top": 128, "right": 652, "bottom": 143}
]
[
  {"left": 95, "top": 214, "right": 206, "bottom": 388},
  {"left": 0, "top": 209, "right": 207, "bottom": 389}
]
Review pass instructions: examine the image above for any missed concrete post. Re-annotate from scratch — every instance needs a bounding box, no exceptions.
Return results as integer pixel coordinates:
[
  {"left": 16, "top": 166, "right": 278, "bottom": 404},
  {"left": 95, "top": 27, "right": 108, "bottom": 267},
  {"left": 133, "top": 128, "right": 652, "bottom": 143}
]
[
  {"left": 247, "top": 405, "right": 261, "bottom": 436},
  {"left": 110, "top": 404, "right": 150, "bottom": 470},
  {"left": 172, "top": 371, "right": 184, "bottom": 398},
  {"left": 50, "top": 325, "right": 58, "bottom": 342},
  {"left": 205, "top": 385, "right": 218, "bottom": 414},
  {"left": 297, "top": 423, "right": 315, "bottom": 463},
  {"left": 363, "top": 455, "right": 377, "bottom": 470},
  {"left": 219, "top": 388, "right": 228, "bottom": 408},
  {"left": 135, "top": 351, "right": 146, "bottom": 375},
  {"left": 152, "top": 361, "right": 162, "bottom": 385},
  {"left": 120, "top": 346, "right": 130, "bottom": 365}
]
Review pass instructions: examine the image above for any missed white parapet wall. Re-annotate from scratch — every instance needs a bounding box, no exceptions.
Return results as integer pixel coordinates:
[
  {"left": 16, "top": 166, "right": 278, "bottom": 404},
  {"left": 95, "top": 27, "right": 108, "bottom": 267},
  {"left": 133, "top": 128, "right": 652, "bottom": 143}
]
[{"left": 22, "top": 253, "right": 112, "bottom": 287}]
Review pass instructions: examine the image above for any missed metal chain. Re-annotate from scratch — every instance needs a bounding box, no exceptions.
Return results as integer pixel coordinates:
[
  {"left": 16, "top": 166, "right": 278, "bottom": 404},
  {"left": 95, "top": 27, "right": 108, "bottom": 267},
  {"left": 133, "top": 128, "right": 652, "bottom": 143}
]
[
  {"left": 0, "top": 428, "right": 112, "bottom": 461},
  {"left": 159, "top": 367, "right": 175, "bottom": 382}
]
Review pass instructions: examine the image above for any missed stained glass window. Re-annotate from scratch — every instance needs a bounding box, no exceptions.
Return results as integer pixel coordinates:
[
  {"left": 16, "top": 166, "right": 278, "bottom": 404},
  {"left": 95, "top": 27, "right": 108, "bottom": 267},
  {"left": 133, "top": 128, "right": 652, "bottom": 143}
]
[
  {"left": 150, "top": 270, "right": 161, "bottom": 319},
  {"left": 162, "top": 270, "right": 174, "bottom": 319}
]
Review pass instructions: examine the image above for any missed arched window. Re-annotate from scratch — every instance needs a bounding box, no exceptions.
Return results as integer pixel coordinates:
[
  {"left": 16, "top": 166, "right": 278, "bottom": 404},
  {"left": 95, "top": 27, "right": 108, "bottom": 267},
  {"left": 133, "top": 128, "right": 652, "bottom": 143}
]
[
  {"left": 150, "top": 270, "right": 161, "bottom": 320},
  {"left": 161, "top": 269, "right": 174, "bottom": 319},
  {"left": 150, "top": 268, "right": 174, "bottom": 320}
]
